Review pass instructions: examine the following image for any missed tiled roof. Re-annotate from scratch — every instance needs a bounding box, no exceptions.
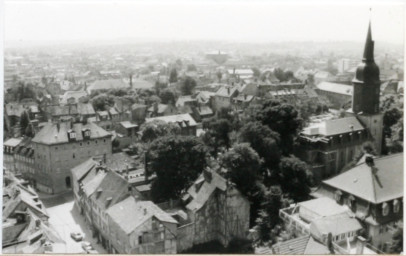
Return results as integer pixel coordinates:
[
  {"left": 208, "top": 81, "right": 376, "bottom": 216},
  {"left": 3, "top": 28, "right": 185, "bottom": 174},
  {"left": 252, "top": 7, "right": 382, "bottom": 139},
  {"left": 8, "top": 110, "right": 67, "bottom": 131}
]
[
  {"left": 104, "top": 152, "right": 137, "bottom": 172},
  {"left": 301, "top": 116, "right": 365, "bottom": 136},
  {"left": 4, "top": 138, "right": 23, "bottom": 147},
  {"left": 271, "top": 236, "right": 311, "bottom": 254},
  {"left": 71, "top": 158, "right": 97, "bottom": 181},
  {"left": 82, "top": 171, "right": 107, "bottom": 197},
  {"left": 119, "top": 121, "right": 138, "bottom": 129},
  {"left": 176, "top": 96, "right": 196, "bottom": 107},
  {"left": 196, "top": 105, "right": 213, "bottom": 116},
  {"left": 215, "top": 86, "right": 239, "bottom": 97},
  {"left": 316, "top": 82, "right": 353, "bottom": 95},
  {"left": 106, "top": 197, "right": 177, "bottom": 235},
  {"left": 91, "top": 171, "right": 129, "bottom": 210},
  {"left": 145, "top": 113, "right": 197, "bottom": 127},
  {"left": 60, "top": 90, "right": 88, "bottom": 104},
  {"left": 32, "top": 121, "right": 111, "bottom": 145},
  {"left": 49, "top": 104, "right": 78, "bottom": 116},
  {"left": 87, "top": 79, "right": 129, "bottom": 92},
  {"left": 323, "top": 153, "right": 403, "bottom": 204},
  {"left": 186, "top": 170, "right": 228, "bottom": 211},
  {"left": 77, "top": 103, "right": 95, "bottom": 116}
]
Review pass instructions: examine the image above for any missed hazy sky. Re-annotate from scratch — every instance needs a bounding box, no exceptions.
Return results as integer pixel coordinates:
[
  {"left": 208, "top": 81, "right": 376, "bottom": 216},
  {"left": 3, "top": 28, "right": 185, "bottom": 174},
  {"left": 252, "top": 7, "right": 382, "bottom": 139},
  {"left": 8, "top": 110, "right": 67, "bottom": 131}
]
[{"left": 4, "top": 1, "right": 405, "bottom": 45}]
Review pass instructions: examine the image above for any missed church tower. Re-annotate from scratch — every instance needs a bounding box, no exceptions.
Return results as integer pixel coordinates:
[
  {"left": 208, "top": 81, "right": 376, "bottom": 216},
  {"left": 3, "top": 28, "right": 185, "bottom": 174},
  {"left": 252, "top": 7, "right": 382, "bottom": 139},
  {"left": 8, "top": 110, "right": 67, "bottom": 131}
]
[{"left": 351, "top": 21, "right": 383, "bottom": 154}]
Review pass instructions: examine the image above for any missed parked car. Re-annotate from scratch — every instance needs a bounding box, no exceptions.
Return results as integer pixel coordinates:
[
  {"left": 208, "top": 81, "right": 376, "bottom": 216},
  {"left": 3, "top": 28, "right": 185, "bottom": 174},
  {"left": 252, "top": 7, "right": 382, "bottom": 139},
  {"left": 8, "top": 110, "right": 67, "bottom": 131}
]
[
  {"left": 70, "top": 232, "right": 83, "bottom": 242},
  {"left": 87, "top": 249, "right": 98, "bottom": 254}
]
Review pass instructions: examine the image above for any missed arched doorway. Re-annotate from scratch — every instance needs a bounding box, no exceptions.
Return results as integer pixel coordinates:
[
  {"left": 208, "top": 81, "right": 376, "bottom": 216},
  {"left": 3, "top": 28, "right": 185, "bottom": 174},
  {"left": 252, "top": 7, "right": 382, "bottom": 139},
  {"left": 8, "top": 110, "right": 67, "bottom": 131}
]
[{"left": 65, "top": 176, "right": 71, "bottom": 189}]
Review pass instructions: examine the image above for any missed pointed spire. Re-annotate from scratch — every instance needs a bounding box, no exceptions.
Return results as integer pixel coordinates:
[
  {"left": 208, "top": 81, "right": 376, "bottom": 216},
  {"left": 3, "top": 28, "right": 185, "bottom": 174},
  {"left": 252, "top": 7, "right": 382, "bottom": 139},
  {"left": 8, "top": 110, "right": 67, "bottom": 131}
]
[{"left": 363, "top": 21, "right": 375, "bottom": 62}]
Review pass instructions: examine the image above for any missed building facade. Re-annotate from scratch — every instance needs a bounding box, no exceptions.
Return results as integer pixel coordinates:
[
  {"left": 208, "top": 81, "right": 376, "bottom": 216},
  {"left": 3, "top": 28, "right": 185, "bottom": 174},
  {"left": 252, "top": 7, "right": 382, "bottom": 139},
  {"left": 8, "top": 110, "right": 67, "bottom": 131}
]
[{"left": 31, "top": 121, "right": 112, "bottom": 194}]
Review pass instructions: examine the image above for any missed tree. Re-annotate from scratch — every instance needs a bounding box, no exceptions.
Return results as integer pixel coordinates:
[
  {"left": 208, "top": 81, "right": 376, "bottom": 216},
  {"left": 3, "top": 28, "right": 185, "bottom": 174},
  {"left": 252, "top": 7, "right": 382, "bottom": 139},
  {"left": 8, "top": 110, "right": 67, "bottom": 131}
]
[
  {"left": 201, "top": 118, "right": 232, "bottom": 156},
  {"left": 159, "top": 88, "right": 177, "bottom": 104},
  {"left": 140, "top": 120, "right": 181, "bottom": 143},
  {"left": 180, "top": 77, "right": 197, "bottom": 95},
  {"left": 187, "top": 64, "right": 197, "bottom": 72},
  {"left": 239, "top": 121, "right": 281, "bottom": 174},
  {"left": 216, "top": 71, "right": 223, "bottom": 82},
  {"left": 252, "top": 67, "right": 261, "bottom": 78},
  {"left": 383, "top": 107, "right": 403, "bottom": 137},
  {"left": 169, "top": 68, "right": 178, "bottom": 83},
  {"left": 90, "top": 93, "right": 115, "bottom": 111},
  {"left": 389, "top": 226, "right": 403, "bottom": 254},
  {"left": 148, "top": 136, "right": 209, "bottom": 202},
  {"left": 220, "top": 143, "right": 261, "bottom": 197},
  {"left": 19, "top": 111, "right": 30, "bottom": 136},
  {"left": 253, "top": 99, "right": 303, "bottom": 154},
  {"left": 278, "top": 156, "right": 311, "bottom": 202}
]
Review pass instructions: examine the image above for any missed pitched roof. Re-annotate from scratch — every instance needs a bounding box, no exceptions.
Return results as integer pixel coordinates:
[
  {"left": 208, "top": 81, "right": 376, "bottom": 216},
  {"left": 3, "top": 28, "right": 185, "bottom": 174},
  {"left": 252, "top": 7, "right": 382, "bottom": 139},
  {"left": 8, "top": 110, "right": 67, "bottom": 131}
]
[
  {"left": 215, "top": 86, "right": 239, "bottom": 97},
  {"left": 60, "top": 90, "right": 88, "bottom": 104},
  {"left": 32, "top": 121, "right": 111, "bottom": 145},
  {"left": 106, "top": 197, "right": 177, "bottom": 235},
  {"left": 145, "top": 113, "right": 197, "bottom": 127},
  {"left": 82, "top": 171, "right": 106, "bottom": 197},
  {"left": 185, "top": 170, "right": 228, "bottom": 211},
  {"left": 71, "top": 157, "right": 97, "bottom": 181},
  {"left": 323, "top": 153, "right": 403, "bottom": 204},
  {"left": 119, "top": 121, "right": 138, "bottom": 129},
  {"left": 316, "top": 82, "right": 353, "bottom": 96},
  {"left": 104, "top": 152, "right": 137, "bottom": 172},
  {"left": 268, "top": 235, "right": 330, "bottom": 255},
  {"left": 6, "top": 103, "right": 25, "bottom": 117},
  {"left": 90, "top": 171, "right": 129, "bottom": 210},
  {"left": 196, "top": 105, "right": 213, "bottom": 116},
  {"left": 301, "top": 116, "right": 365, "bottom": 136},
  {"left": 4, "top": 138, "right": 23, "bottom": 147},
  {"left": 176, "top": 96, "right": 196, "bottom": 107},
  {"left": 87, "top": 79, "right": 130, "bottom": 92},
  {"left": 77, "top": 103, "right": 95, "bottom": 116},
  {"left": 131, "top": 79, "right": 154, "bottom": 89}
]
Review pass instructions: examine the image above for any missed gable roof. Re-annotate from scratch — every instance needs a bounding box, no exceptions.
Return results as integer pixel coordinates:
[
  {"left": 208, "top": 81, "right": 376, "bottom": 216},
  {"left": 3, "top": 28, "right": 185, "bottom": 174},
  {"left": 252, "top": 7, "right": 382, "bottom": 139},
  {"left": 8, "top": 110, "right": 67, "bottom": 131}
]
[
  {"left": 323, "top": 153, "right": 403, "bottom": 204},
  {"left": 60, "top": 90, "right": 88, "bottom": 104},
  {"left": 90, "top": 171, "right": 129, "bottom": 210},
  {"left": 301, "top": 116, "right": 365, "bottom": 137},
  {"left": 310, "top": 215, "right": 362, "bottom": 238},
  {"left": 4, "top": 138, "right": 23, "bottom": 148},
  {"left": 77, "top": 103, "right": 95, "bottom": 116},
  {"left": 71, "top": 157, "right": 98, "bottom": 182},
  {"left": 316, "top": 82, "right": 353, "bottom": 96},
  {"left": 106, "top": 197, "right": 177, "bottom": 235},
  {"left": 270, "top": 236, "right": 311, "bottom": 254},
  {"left": 82, "top": 171, "right": 107, "bottom": 197},
  {"left": 185, "top": 170, "right": 228, "bottom": 211},
  {"left": 215, "top": 86, "right": 239, "bottom": 97},
  {"left": 32, "top": 121, "right": 111, "bottom": 145},
  {"left": 145, "top": 113, "right": 197, "bottom": 127}
]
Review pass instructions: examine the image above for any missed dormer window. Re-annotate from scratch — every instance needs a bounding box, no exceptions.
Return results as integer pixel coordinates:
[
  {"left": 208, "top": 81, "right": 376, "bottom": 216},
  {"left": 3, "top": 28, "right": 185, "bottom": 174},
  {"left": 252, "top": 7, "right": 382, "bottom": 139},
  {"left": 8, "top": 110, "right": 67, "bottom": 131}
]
[
  {"left": 348, "top": 195, "right": 356, "bottom": 210},
  {"left": 382, "top": 202, "right": 389, "bottom": 216},
  {"left": 335, "top": 190, "right": 342, "bottom": 203},
  {"left": 68, "top": 129, "right": 76, "bottom": 141},
  {"left": 393, "top": 199, "right": 400, "bottom": 213}
]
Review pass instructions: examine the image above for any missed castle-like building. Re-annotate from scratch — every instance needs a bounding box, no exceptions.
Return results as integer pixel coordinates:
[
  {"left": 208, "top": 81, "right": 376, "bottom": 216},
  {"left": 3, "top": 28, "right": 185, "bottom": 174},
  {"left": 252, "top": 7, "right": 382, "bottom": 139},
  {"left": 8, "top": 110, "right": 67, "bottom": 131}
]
[{"left": 297, "top": 22, "right": 384, "bottom": 181}]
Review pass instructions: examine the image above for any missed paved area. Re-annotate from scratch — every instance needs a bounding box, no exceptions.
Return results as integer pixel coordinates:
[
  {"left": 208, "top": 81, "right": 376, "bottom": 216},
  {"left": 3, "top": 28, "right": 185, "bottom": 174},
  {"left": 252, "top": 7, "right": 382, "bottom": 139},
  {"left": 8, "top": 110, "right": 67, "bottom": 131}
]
[{"left": 40, "top": 192, "right": 107, "bottom": 254}]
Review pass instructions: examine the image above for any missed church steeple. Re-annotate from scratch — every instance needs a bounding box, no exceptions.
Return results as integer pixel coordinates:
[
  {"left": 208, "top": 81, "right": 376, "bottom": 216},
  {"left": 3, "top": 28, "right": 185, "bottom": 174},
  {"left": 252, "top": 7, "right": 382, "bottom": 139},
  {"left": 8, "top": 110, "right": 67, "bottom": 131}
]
[
  {"left": 363, "top": 22, "right": 374, "bottom": 63},
  {"left": 352, "top": 20, "right": 380, "bottom": 115}
]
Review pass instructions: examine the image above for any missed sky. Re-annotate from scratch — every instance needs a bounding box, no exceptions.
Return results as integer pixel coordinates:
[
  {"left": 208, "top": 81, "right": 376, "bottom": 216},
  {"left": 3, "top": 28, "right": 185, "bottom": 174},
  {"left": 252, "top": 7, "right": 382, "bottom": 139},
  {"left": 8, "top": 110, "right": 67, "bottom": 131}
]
[{"left": 4, "top": 1, "right": 405, "bottom": 45}]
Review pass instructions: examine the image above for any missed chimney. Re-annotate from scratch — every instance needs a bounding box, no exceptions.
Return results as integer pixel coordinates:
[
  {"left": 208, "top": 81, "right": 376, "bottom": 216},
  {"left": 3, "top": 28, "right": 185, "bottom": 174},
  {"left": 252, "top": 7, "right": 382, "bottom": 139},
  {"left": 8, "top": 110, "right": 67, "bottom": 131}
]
[
  {"left": 103, "top": 153, "right": 107, "bottom": 164},
  {"left": 106, "top": 197, "right": 113, "bottom": 208},
  {"left": 365, "top": 156, "right": 374, "bottom": 167},
  {"left": 327, "top": 233, "right": 335, "bottom": 254},
  {"left": 203, "top": 169, "right": 212, "bottom": 182},
  {"left": 96, "top": 188, "right": 103, "bottom": 198},
  {"left": 227, "top": 87, "right": 230, "bottom": 95},
  {"left": 355, "top": 236, "right": 366, "bottom": 254},
  {"left": 56, "top": 121, "right": 60, "bottom": 132},
  {"left": 144, "top": 151, "right": 149, "bottom": 181}
]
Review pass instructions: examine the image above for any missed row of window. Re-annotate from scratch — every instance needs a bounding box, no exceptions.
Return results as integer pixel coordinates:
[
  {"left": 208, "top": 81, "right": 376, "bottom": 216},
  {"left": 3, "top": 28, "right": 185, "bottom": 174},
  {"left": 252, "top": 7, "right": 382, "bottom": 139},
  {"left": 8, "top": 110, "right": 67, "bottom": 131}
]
[{"left": 54, "top": 139, "right": 108, "bottom": 150}]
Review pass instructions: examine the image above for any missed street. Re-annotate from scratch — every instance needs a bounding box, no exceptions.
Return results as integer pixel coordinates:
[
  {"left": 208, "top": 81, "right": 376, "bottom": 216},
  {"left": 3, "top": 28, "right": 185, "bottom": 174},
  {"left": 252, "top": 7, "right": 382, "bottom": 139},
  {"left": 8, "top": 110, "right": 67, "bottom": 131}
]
[{"left": 40, "top": 192, "right": 107, "bottom": 254}]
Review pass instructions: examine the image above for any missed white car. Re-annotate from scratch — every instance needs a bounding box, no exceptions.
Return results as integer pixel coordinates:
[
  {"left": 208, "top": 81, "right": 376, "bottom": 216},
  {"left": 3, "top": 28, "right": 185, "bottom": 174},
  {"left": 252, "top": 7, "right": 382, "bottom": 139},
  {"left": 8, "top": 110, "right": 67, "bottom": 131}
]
[{"left": 70, "top": 232, "right": 83, "bottom": 242}]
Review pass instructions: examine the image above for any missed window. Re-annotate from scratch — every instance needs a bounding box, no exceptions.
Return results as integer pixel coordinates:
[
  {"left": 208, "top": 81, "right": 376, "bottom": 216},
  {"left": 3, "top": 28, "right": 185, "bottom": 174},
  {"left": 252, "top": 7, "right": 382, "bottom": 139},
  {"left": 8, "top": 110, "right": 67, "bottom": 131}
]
[
  {"left": 80, "top": 143, "right": 82, "bottom": 146},
  {"left": 335, "top": 190, "right": 342, "bottom": 203},
  {"left": 382, "top": 202, "right": 389, "bottom": 216},
  {"left": 138, "top": 236, "right": 143, "bottom": 244},
  {"left": 393, "top": 200, "right": 400, "bottom": 213},
  {"left": 73, "top": 153, "right": 76, "bottom": 159}
]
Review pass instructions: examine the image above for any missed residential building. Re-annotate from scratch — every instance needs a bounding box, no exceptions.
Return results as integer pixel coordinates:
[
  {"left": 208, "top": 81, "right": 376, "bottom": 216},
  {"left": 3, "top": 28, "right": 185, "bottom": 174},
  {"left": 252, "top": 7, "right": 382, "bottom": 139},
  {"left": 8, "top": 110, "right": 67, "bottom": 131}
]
[
  {"left": 145, "top": 114, "right": 197, "bottom": 136},
  {"left": 213, "top": 86, "right": 239, "bottom": 112},
  {"left": 106, "top": 197, "right": 178, "bottom": 254},
  {"left": 311, "top": 154, "right": 403, "bottom": 251},
  {"left": 31, "top": 120, "right": 112, "bottom": 194},
  {"left": 4, "top": 137, "right": 23, "bottom": 172},
  {"left": 147, "top": 103, "right": 178, "bottom": 117},
  {"left": 176, "top": 169, "right": 250, "bottom": 251}
]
